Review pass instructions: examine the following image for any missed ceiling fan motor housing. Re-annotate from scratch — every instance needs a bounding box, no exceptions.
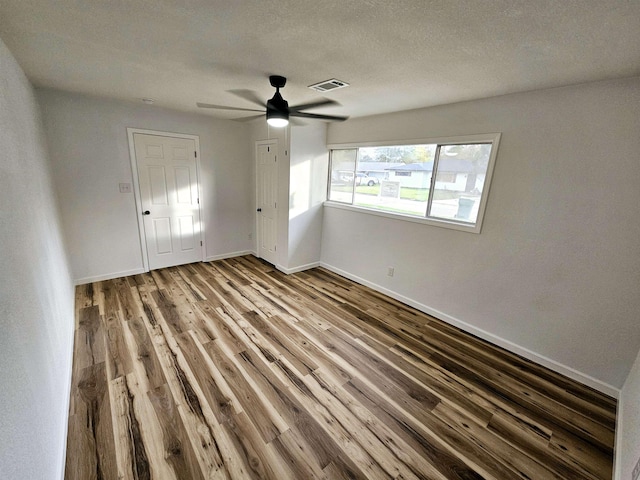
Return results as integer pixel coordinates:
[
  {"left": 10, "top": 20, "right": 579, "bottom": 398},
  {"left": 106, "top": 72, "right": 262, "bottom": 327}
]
[{"left": 267, "top": 91, "right": 289, "bottom": 122}]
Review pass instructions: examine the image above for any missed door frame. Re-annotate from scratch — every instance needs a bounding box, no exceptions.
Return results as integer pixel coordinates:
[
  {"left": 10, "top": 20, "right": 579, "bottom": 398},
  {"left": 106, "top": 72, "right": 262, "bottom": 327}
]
[
  {"left": 255, "top": 138, "right": 278, "bottom": 264},
  {"left": 127, "top": 128, "right": 205, "bottom": 272}
]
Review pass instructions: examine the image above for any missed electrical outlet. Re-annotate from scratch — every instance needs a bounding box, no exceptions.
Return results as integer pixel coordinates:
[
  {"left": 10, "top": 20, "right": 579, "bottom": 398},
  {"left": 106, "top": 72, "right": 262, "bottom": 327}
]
[
  {"left": 387, "top": 267, "right": 394, "bottom": 277},
  {"left": 119, "top": 183, "right": 132, "bottom": 193}
]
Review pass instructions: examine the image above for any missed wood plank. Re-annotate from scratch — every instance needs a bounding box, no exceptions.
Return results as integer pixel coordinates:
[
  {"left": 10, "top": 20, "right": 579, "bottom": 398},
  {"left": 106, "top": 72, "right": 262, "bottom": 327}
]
[
  {"left": 112, "top": 277, "right": 140, "bottom": 322},
  {"left": 146, "top": 315, "right": 229, "bottom": 479},
  {"left": 304, "top": 369, "right": 451, "bottom": 480},
  {"left": 103, "top": 309, "right": 133, "bottom": 381},
  {"left": 177, "top": 331, "right": 281, "bottom": 479},
  {"left": 75, "top": 282, "right": 96, "bottom": 322},
  {"left": 147, "top": 383, "right": 205, "bottom": 480},
  {"left": 65, "top": 256, "right": 616, "bottom": 480},
  {"left": 344, "top": 376, "right": 510, "bottom": 479},
  {"left": 418, "top": 322, "right": 616, "bottom": 429},
  {"left": 241, "top": 310, "right": 318, "bottom": 375},
  {"left": 72, "top": 306, "right": 105, "bottom": 373},
  {"left": 69, "top": 305, "right": 106, "bottom": 415},
  {"left": 279, "top": 372, "right": 395, "bottom": 479},
  {"left": 109, "top": 375, "right": 151, "bottom": 480},
  {"left": 204, "top": 340, "right": 288, "bottom": 443},
  {"left": 64, "top": 362, "right": 117, "bottom": 480},
  {"left": 432, "top": 402, "right": 564, "bottom": 479},
  {"left": 357, "top": 333, "right": 494, "bottom": 426},
  {"left": 122, "top": 314, "right": 166, "bottom": 392}
]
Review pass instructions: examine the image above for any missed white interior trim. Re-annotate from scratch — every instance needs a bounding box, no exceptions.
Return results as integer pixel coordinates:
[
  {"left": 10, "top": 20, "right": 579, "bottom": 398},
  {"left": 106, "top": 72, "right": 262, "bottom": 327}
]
[
  {"left": 277, "top": 261, "right": 321, "bottom": 275},
  {"left": 205, "top": 250, "right": 255, "bottom": 262},
  {"left": 614, "top": 400, "right": 623, "bottom": 479},
  {"left": 327, "top": 132, "right": 502, "bottom": 150},
  {"left": 74, "top": 267, "right": 147, "bottom": 286},
  {"left": 320, "top": 260, "right": 620, "bottom": 398},
  {"left": 58, "top": 325, "right": 75, "bottom": 480},
  {"left": 327, "top": 133, "right": 501, "bottom": 234},
  {"left": 126, "top": 128, "right": 205, "bottom": 272},
  {"left": 323, "top": 202, "right": 483, "bottom": 233},
  {"left": 75, "top": 250, "right": 257, "bottom": 284}
]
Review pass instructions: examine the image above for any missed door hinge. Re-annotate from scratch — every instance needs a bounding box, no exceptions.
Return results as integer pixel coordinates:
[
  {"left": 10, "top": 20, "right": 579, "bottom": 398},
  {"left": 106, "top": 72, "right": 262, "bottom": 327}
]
[
  {"left": 200, "top": 241, "right": 203, "bottom": 246},
  {"left": 274, "top": 202, "right": 277, "bottom": 208},
  {"left": 274, "top": 245, "right": 277, "bottom": 252},
  {"left": 194, "top": 151, "right": 197, "bottom": 158},
  {"left": 267, "top": 146, "right": 270, "bottom": 152},
  {"left": 197, "top": 198, "right": 200, "bottom": 204}
]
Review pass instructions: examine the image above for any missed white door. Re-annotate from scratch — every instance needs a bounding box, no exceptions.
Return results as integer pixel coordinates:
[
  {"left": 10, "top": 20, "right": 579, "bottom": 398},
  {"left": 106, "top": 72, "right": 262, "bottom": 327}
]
[
  {"left": 133, "top": 133, "right": 203, "bottom": 270},
  {"left": 256, "top": 141, "right": 278, "bottom": 265}
]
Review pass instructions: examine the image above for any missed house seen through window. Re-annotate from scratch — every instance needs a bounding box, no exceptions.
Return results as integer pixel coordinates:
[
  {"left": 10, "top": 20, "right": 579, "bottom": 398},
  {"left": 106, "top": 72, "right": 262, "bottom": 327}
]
[{"left": 327, "top": 135, "right": 500, "bottom": 232}]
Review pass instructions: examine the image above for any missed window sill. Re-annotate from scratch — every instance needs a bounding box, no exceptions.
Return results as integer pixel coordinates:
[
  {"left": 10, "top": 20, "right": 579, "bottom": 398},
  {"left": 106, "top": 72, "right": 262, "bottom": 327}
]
[{"left": 323, "top": 201, "right": 482, "bottom": 234}]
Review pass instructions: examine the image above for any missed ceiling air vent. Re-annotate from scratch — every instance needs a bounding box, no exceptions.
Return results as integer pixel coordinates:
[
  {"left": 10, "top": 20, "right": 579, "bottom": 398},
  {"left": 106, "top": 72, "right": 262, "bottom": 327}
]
[{"left": 308, "top": 79, "right": 349, "bottom": 93}]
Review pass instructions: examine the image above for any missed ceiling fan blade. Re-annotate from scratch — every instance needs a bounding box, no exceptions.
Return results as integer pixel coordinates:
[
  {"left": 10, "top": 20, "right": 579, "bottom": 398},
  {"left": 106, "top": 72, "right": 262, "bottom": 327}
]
[
  {"left": 228, "top": 89, "right": 267, "bottom": 108},
  {"left": 289, "top": 98, "right": 339, "bottom": 112},
  {"left": 232, "top": 114, "right": 265, "bottom": 123},
  {"left": 231, "top": 114, "right": 305, "bottom": 125},
  {"left": 289, "top": 117, "right": 307, "bottom": 126},
  {"left": 196, "top": 102, "right": 264, "bottom": 112},
  {"left": 289, "top": 111, "right": 349, "bottom": 122}
]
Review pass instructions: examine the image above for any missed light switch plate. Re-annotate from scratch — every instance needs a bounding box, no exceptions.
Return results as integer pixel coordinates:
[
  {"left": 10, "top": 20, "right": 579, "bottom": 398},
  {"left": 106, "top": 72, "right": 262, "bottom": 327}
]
[{"left": 119, "top": 183, "right": 132, "bottom": 193}]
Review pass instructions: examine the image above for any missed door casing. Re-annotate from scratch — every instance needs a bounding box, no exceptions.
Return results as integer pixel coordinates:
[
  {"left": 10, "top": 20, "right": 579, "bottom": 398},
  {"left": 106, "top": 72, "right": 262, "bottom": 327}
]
[
  {"left": 255, "top": 139, "right": 279, "bottom": 266},
  {"left": 127, "top": 128, "right": 205, "bottom": 272}
]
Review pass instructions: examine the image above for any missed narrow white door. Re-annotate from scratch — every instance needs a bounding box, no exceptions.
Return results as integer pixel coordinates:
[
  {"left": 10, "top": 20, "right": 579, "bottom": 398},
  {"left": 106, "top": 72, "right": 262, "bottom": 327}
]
[
  {"left": 133, "top": 133, "right": 203, "bottom": 270},
  {"left": 256, "top": 141, "right": 278, "bottom": 265}
]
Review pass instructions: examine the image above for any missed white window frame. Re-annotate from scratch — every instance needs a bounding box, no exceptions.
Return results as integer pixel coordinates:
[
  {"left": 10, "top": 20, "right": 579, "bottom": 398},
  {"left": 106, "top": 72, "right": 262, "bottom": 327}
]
[{"left": 325, "top": 133, "right": 501, "bottom": 234}]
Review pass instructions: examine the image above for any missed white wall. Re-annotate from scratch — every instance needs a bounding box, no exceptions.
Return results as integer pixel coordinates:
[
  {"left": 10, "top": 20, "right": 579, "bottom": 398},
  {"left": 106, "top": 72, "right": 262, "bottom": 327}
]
[
  {"left": 249, "top": 123, "right": 328, "bottom": 272},
  {"left": 37, "top": 89, "right": 254, "bottom": 283},
  {"left": 288, "top": 123, "right": 328, "bottom": 270},
  {"left": 324, "top": 77, "right": 640, "bottom": 393},
  {"left": 616, "top": 348, "right": 640, "bottom": 479},
  {"left": 0, "top": 40, "right": 74, "bottom": 479}
]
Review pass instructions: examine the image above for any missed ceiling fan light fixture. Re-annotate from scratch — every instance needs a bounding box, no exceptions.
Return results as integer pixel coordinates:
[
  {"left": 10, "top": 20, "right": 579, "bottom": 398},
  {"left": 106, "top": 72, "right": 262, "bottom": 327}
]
[
  {"left": 266, "top": 91, "right": 289, "bottom": 127},
  {"left": 267, "top": 112, "right": 289, "bottom": 128},
  {"left": 197, "top": 74, "right": 348, "bottom": 124}
]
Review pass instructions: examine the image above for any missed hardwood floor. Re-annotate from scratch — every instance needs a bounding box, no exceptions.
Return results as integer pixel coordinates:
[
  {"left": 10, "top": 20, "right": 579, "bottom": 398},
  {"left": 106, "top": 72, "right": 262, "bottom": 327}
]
[{"left": 65, "top": 255, "right": 616, "bottom": 479}]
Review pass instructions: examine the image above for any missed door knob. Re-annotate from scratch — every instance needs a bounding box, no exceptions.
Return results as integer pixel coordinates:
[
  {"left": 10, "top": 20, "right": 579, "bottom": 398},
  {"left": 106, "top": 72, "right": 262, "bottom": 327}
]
[
  {"left": 257, "top": 208, "right": 262, "bottom": 212},
  {"left": 142, "top": 210, "right": 150, "bottom": 215}
]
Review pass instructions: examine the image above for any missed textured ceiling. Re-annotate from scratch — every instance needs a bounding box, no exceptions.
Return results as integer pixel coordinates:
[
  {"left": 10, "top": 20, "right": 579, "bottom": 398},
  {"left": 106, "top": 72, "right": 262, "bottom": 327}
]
[{"left": 1, "top": 1, "right": 639, "bottom": 121}]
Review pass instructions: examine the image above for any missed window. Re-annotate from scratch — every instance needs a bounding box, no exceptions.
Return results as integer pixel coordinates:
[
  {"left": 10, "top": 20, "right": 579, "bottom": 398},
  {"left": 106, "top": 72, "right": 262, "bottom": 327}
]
[
  {"left": 438, "top": 172, "right": 457, "bottom": 183},
  {"left": 327, "top": 134, "right": 500, "bottom": 233}
]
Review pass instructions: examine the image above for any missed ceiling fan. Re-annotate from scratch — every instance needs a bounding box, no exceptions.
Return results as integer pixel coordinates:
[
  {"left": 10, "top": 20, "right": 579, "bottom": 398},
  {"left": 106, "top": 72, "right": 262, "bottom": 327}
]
[{"left": 197, "top": 75, "right": 348, "bottom": 127}]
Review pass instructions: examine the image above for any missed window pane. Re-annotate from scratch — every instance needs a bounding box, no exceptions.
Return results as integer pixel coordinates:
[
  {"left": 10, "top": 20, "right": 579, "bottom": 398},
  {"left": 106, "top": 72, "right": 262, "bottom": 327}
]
[
  {"left": 328, "top": 149, "right": 357, "bottom": 203},
  {"left": 353, "top": 144, "right": 436, "bottom": 216},
  {"left": 428, "top": 143, "right": 492, "bottom": 223},
  {"left": 326, "top": 136, "right": 499, "bottom": 231}
]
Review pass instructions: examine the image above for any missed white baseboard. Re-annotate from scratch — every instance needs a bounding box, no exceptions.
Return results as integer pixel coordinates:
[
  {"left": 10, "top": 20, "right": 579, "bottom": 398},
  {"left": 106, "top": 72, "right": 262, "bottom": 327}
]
[
  {"left": 613, "top": 400, "right": 623, "bottom": 479},
  {"left": 205, "top": 250, "right": 254, "bottom": 262},
  {"left": 74, "top": 267, "right": 146, "bottom": 286},
  {"left": 73, "top": 251, "right": 256, "bottom": 286},
  {"left": 59, "top": 314, "right": 76, "bottom": 480},
  {"left": 320, "top": 262, "right": 620, "bottom": 398},
  {"left": 277, "top": 261, "right": 321, "bottom": 275}
]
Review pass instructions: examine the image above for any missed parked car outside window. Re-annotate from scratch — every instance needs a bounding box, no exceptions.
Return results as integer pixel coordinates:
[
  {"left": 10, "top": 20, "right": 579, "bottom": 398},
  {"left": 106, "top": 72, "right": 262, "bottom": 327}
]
[{"left": 355, "top": 173, "right": 379, "bottom": 186}]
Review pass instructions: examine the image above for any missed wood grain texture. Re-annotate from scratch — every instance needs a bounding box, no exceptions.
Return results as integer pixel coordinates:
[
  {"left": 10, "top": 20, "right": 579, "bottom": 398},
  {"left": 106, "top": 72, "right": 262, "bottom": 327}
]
[{"left": 65, "top": 255, "right": 616, "bottom": 479}]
